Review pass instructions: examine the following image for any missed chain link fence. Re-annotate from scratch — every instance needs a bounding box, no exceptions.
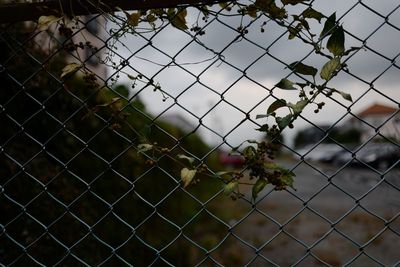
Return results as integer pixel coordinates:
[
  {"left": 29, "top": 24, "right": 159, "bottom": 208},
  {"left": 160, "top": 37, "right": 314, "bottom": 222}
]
[{"left": 1, "top": 0, "right": 400, "bottom": 266}]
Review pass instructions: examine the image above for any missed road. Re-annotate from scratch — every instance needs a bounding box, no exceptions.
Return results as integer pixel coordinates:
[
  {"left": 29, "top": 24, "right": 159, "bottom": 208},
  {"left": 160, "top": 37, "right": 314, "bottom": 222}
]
[{"left": 278, "top": 160, "right": 400, "bottom": 213}]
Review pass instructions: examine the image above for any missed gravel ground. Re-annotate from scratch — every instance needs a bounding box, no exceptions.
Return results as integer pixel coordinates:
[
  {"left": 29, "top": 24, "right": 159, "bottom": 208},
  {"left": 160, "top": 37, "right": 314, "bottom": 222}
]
[{"left": 213, "top": 161, "right": 400, "bottom": 266}]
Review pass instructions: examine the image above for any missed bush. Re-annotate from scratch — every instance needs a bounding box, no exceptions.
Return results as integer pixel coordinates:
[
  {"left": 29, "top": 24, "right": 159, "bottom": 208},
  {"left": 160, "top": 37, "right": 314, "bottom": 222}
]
[{"left": 0, "top": 23, "right": 223, "bottom": 266}]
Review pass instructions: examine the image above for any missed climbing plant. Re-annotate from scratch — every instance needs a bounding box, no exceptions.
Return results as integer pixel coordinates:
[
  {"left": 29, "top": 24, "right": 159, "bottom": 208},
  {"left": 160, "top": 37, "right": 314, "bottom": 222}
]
[{"left": 36, "top": 0, "right": 357, "bottom": 201}]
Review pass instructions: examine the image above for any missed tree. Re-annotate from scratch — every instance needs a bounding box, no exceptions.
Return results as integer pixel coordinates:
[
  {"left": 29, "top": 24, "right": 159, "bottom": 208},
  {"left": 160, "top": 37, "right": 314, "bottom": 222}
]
[{"left": 0, "top": 20, "right": 225, "bottom": 265}]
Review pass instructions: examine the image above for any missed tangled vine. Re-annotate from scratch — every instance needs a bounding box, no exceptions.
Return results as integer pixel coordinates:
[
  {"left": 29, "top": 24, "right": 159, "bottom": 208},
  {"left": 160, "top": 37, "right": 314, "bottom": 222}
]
[{"left": 37, "top": 0, "right": 358, "bottom": 201}]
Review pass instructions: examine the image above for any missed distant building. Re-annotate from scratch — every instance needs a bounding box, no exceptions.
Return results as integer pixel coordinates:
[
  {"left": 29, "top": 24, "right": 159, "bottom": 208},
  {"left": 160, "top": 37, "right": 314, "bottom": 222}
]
[
  {"left": 36, "top": 14, "right": 108, "bottom": 80},
  {"left": 293, "top": 124, "right": 332, "bottom": 148},
  {"left": 347, "top": 103, "right": 400, "bottom": 142},
  {"left": 79, "top": 15, "right": 108, "bottom": 80}
]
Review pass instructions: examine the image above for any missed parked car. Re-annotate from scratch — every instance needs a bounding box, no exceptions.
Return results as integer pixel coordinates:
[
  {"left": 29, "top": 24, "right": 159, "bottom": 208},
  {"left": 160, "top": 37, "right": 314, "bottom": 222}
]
[
  {"left": 331, "top": 149, "right": 353, "bottom": 166},
  {"left": 219, "top": 151, "right": 245, "bottom": 168},
  {"left": 318, "top": 145, "right": 348, "bottom": 163},
  {"left": 297, "top": 144, "right": 345, "bottom": 163},
  {"left": 333, "top": 142, "right": 400, "bottom": 170}
]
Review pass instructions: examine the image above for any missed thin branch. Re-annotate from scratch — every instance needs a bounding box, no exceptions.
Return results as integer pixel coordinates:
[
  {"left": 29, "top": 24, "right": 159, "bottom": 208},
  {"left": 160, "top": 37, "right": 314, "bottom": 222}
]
[{"left": 0, "top": 0, "right": 229, "bottom": 23}]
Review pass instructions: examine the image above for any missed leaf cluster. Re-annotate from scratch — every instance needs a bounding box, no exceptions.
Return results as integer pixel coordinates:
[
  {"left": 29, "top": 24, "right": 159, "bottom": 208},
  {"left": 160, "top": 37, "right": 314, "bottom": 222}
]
[{"left": 36, "top": 0, "right": 360, "bottom": 202}]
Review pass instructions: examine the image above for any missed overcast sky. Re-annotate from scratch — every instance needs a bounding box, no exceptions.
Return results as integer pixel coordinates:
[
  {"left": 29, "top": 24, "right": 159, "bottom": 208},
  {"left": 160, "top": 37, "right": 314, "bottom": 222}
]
[{"left": 108, "top": 0, "right": 400, "bottom": 148}]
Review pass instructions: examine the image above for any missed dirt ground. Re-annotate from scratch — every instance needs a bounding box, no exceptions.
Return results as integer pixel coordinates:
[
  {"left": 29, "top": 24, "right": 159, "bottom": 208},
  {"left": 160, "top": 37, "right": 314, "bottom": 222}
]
[{"left": 205, "top": 161, "right": 400, "bottom": 266}]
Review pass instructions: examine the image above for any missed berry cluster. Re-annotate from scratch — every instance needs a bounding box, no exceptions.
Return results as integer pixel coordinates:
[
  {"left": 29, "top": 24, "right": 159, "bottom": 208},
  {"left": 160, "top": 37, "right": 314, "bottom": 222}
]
[{"left": 243, "top": 140, "right": 291, "bottom": 191}]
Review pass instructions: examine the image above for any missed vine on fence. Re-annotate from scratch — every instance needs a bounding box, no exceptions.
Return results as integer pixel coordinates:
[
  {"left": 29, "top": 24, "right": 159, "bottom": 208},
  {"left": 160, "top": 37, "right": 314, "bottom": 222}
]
[{"left": 37, "top": 0, "right": 357, "bottom": 201}]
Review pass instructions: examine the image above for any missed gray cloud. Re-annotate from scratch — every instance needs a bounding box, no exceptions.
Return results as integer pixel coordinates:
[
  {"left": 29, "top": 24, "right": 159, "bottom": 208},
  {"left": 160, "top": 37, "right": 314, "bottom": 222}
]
[{"left": 114, "top": 1, "right": 400, "bottom": 146}]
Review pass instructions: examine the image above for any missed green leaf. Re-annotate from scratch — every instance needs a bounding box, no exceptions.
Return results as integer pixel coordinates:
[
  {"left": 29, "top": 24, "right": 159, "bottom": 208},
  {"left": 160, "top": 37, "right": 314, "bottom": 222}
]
[
  {"left": 339, "top": 91, "right": 352, "bottom": 102},
  {"left": 334, "top": 89, "right": 353, "bottom": 102},
  {"left": 268, "top": 2, "right": 287, "bottom": 20},
  {"left": 215, "top": 171, "right": 235, "bottom": 178},
  {"left": 288, "top": 24, "right": 302, "bottom": 40},
  {"left": 60, "top": 63, "right": 81, "bottom": 79},
  {"left": 128, "top": 12, "right": 141, "bottom": 27},
  {"left": 137, "top": 143, "right": 153, "bottom": 153},
  {"left": 276, "top": 114, "right": 292, "bottom": 130},
  {"left": 243, "top": 146, "right": 256, "bottom": 159},
  {"left": 171, "top": 9, "right": 188, "bottom": 30},
  {"left": 255, "top": 124, "right": 269, "bottom": 132},
  {"left": 299, "top": 18, "right": 310, "bottom": 30},
  {"left": 281, "top": 171, "right": 295, "bottom": 188},
  {"left": 146, "top": 14, "right": 157, "bottom": 23},
  {"left": 289, "top": 99, "right": 308, "bottom": 114},
  {"left": 152, "top": 9, "right": 164, "bottom": 16},
  {"left": 289, "top": 62, "right": 318, "bottom": 76},
  {"left": 282, "top": 0, "right": 310, "bottom": 5},
  {"left": 327, "top": 26, "right": 345, "bottom": 56},
  {"left": 127, "top": 74, "right": 136, "bottom": 80},
  {"left": 219, "top": 2, "right": 231, "bottom": 10},
  {"left": 276, "top": 78, "right": 296, "bottom": 90},
  {"left": 255, "top": 0, "right": 273, "bottom": 11},
  {"left": 181, "top": 168, "right": 196, "bottom": 188},
  {"left": 320, "top": 58, "right": 341, "bottom": 81},
  {"left": 199, "top": 6, "right": 209, "bottom": 17},
  {"left": 167, "top": 8, "right": 176, "bottom": 17},
  {"left": 254, "top": 0, "right": 287, "bottom": 19},
  {"left": 267, "top": 99, "right": 287, "bottom": 114},
  {"left": 265, "top": 163, "right": 296, "bottom": 189},
  {"left": 320, "top": 12, "right": 336, "bottom": 38},
  {"left": 246, "top": 5, "right": 258, "bottom": 18},
  {"left": 252, "top": 178, "right": 268, "bottom": 200},
  {"left": 38, "top": 15, "right": 62, "bottom": 31},
  {"left": 263, "top": 162, "right": 281, "bottom": 170},
  {"left": 223, "top": 181, "right": 238, "bottom": 195},
  {"left": 178, "top": 154, "right": 195, "bottom": 165},
  {"left": 301, "top": 7, "right": 324, "bottom": 23}
]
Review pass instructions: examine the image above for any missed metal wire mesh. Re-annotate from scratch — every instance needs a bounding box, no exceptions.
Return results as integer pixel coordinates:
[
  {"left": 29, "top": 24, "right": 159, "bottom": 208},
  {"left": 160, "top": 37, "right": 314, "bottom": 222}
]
[{"left": 1, "top": 0, "right": 400, "bottom": 266}]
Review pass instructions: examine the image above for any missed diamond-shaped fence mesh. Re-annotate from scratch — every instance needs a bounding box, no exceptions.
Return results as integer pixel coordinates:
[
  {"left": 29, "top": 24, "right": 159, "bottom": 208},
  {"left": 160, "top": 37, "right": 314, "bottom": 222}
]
[{"left": 1, "top": 0, "right": 400, "bottom": 266}]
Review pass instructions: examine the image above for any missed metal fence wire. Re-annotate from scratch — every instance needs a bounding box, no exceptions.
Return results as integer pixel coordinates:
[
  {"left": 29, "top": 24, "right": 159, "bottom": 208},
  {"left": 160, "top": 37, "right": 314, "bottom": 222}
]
[{"left": 1, "top": 0, "right": 400, "bottom": 266}]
